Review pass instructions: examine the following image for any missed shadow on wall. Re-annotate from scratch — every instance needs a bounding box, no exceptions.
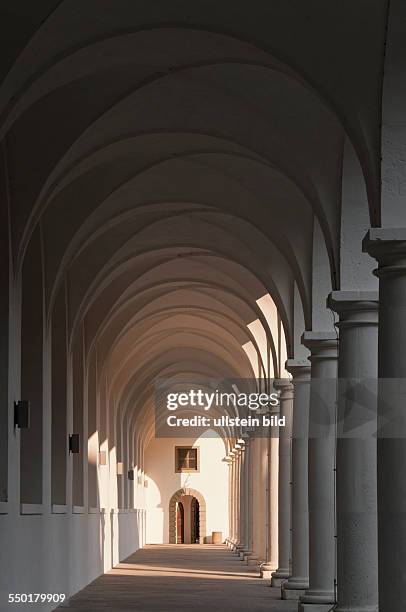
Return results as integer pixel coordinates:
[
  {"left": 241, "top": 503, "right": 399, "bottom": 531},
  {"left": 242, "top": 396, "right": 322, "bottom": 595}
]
[{"left": 118, "top": 510, "right": 141, "bottom": 558}]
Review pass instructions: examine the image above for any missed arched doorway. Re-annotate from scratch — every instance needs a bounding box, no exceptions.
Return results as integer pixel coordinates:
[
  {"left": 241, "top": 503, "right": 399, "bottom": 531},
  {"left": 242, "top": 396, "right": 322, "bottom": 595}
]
[
  {"left": 176, "top": 501, "right": 184, "bottom": 544},
  {"left": 169, "top": 488, "right": 206, "bottom": 544}
]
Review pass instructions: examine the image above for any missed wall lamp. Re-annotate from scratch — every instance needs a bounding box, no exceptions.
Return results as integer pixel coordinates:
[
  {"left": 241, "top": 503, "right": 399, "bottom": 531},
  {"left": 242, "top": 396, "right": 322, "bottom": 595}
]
[
  {"left": 69, "top": 433, "right": 80, "bottom": 454},
  {"left": 14, "top": 401, "right": 30, "bottom": 429},
  {"left": 128, "top": 469, "right": 134, "bottom": 481}
]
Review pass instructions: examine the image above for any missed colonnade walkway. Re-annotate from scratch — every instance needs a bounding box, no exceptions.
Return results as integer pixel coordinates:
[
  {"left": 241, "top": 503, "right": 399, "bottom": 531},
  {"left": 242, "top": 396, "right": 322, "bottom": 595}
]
[{"left": 56, "top": 545, "right": 297, "bottom": 611}]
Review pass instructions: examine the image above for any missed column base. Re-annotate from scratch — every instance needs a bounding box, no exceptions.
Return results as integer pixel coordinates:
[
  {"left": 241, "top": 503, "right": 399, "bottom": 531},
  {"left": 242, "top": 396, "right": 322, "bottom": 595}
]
[
  {"left": 238, "top": 549, "right": 250, "bottom": 559},
  {"left": 333, "top": 607, "right": 378, "bottom": 612},
  {"left": 271, "top": 568, "right": 290, "bottom": 587},
  {"left": 282, "top": 585, "right": 308, "bottom": 600},
  {"left": 244, "top": 553, "right": 259, "bottom": 565},
  {"left": 299, "top": 591, "right": 335, "bottom": 612},
  {"left": 298, "top": 604, "right": 334, "bottom": 612},
  {"left": 260, "top": 563, "right": 277, "bottom": 579},
  {"left": 282, "top": 577, "right": 309, "bottom": 599}
]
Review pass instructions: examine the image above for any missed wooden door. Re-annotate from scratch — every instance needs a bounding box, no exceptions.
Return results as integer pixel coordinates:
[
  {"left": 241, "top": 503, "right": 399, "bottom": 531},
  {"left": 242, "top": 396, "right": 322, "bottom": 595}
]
[
  {"left": 176, "top": 501, "right": 184, "bottom": 543},
  {"left": 191, "top": 497, "right": 200, "bottom": 543}
]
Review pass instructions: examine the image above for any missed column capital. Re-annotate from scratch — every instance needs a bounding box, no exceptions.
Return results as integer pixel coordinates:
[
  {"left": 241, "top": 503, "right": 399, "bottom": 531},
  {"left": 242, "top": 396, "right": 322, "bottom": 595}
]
[
  {"left": 273, "top": 377, "right": 294, "bottom": 397},
  {"left": 327, "top": 290, "right": 378, "bottom": 328},
  {"left": 363, "top": 227, "right": 406, "bottom": 275},
  {"left": 242, "top": 436, "right": 251, "bottom": 447},
  {"left": 285, "top": 358, "right": 311, "bottom": 381},
  {"left": 301, "top": 331, "right": 338, "bottom": 362}
]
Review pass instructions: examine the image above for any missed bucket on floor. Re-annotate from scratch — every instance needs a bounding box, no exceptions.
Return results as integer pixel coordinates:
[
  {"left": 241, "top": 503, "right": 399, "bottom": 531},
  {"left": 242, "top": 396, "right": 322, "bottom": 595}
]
[{"left": 212, "top": 531, "right": 222, "bottom": 544}]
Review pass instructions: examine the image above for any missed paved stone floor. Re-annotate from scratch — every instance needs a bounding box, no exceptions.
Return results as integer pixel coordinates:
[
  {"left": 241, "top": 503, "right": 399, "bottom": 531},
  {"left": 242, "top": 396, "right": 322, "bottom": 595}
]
[{"left": 57, "top": 544, "right": 297, "bottom": 611}]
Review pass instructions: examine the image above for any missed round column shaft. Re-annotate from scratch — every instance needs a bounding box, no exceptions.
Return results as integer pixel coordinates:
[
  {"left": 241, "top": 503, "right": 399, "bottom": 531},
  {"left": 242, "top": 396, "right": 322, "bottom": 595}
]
[
  {"left": 364, "top": 229, "right": 406, "bottom": 612},
  {"left": 300, "top": 332, "right": 338, "bottom": 611},
  {"left": 239, "top": 439, "right": 253, "bottom": 558},
  {"left": 271, "top": 379, "right": 294, "bottom": 587},
  {"left": 230, "top": 453, "right": 236, "bottom": 545},
  {"left": 244, "top": 440, "right": 258, "bottom": 564},
  {"left": 261, "top": 419, "right": 279, "bottom": 579},
  {"left": 282, "top": 360, "right": 311, "bottom": 600},
  {"left": 328, "top": 290, "right": 378, "bottom": 612},
  {"left": 237, "top": 444, "right": 247, "bottom": 555},
  {"left": 234, "top": 447, "right": 243, "bottom": 551}
]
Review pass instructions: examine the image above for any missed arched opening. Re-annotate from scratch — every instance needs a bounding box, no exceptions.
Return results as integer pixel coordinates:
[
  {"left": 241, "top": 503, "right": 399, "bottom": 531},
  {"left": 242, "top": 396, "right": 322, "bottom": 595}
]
[
  {"left": 169, "top": 488, "right": 206, "bottom": 544},
  {"left": 176, "top": 501, "right": 184, "bottom": 544},
  {"left": 191, "top": 497, "right": 200, "bottom": 544},
  {"left": 174, "top": 496, "right": 200, "bottom": 544}
]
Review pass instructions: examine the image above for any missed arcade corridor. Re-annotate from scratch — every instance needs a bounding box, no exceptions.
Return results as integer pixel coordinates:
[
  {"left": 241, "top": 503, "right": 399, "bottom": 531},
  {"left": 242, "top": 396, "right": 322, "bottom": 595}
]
[{"left": 2, "top": 1, "right": 406, "bottom": 611}]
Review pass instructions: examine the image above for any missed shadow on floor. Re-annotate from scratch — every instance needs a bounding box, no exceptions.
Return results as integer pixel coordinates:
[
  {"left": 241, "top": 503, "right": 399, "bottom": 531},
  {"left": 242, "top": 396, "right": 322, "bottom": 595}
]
[{"left": 56, "top": 545, "right": 297, "bottom": 612}]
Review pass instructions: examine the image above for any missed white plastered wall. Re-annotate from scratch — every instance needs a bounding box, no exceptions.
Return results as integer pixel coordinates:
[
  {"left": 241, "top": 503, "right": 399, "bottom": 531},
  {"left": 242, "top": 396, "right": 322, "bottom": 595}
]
[{"left": 145, "top": 432, "right": 229, "bottom": 544}]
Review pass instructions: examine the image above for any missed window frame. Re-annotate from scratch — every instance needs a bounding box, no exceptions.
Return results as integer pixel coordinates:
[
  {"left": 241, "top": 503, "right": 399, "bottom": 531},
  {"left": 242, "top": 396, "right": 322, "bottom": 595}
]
[{"left": 175, "top": 446, "right": 200, "bottom": 473}]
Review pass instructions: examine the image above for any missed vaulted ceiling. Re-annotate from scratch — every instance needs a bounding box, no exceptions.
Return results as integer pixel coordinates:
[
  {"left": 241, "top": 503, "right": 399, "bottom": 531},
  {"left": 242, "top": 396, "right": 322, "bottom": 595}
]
[{"left": 1, "top": 1, "right": 389, "bottom": 441}]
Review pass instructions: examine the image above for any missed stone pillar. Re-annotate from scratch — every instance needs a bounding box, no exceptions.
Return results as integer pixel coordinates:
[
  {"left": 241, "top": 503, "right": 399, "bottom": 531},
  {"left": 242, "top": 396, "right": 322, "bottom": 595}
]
[
  {"left": 236, "top": 444, "right": 245, "bottom": 552},
  {"left": 255, "top": 436, "right": 268, "bottom": 563},
  {"left": 261, "top": 419, "right": 279, "bottom": 579},
  {"left": 271, "top": 379, "right": 294, "bottom": 587},
  {"left": 282, "top": 360, "right": 311, "bottom": 600},
  {"left": 234, "top": 447, "right": 243, "bottom": 551},
  {"left": 328, "top": 290, "right": 379, "bottom": 612},
  {"left": 243, "top": 438, "right": 252, "bottom": 555},
  {"left": 300, "top": 332, "right": 338, "bottom": 612},
  {"left": 363, "top": 229, "right": 406, "bottom": 612},
  {"left": 244, "top": 438, "right": 260, "bottom": 564},
  {"left": 229, "top": 453, "right": 236, "bottom": 545},
  {"left": 225, "top": 455, "right": 233, "bottom": 546},
  {"left": 237, "top": 442, "right": 248, "bottom": 557},
  {"left": 241, "top": 438, "right": 254, "bottom": 558},
  {"left": 231, "top": 452, "right": 237, "bottom": 546}
]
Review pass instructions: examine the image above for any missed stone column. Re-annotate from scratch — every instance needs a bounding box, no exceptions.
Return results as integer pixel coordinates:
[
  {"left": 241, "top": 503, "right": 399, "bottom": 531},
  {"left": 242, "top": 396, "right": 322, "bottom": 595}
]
[
  {"left": 271, "top": 379, "right": 294, "bottom": 587},
  {"left": 363, "top": 229, "right": 406, "bottom": 612},
  {"left": 241, "top": 438, "right": 254, "bottom": 559},
  {"left": 225, "top": 455, "right": 233, "bottom": 547},
  {"left": 282, "top": 360, "right": 311, "bottom": 600},
  {"left": 261, "top": 418, "right": 279, "bottom": 579},
  {"left": 328, "top": 290, "right": 379, "bottom": 612},
  {"left": 244, "top": 438, "right": 260, "bottom": 564},
  {"left": 234, "top": 446, "right": 243, "bottom": 551},
  {"left": 229, "top": 452, "right": 236, "bottom": 546},
  {"left": 243, "top": 438, "right": 252, "bottom": 555},
  {"left": 239, "top": 438, "right": 251, "bottom": 559},
  {"left": 231, "top": 452, "right": 237, "bottom": 547},
  {"left": 237, "top": 442, "right": 248, "bottom": 557},
  {"left": 299, "top": 332, "right": 338, "bottom": 612},
  {"left": 255, "top": 436, "right": 268, "bottom": 563}
]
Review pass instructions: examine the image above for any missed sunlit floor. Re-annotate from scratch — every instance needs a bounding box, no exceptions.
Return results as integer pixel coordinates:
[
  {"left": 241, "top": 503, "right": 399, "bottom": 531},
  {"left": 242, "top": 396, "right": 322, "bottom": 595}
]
[{"left": 57, "top": 544, "right": 297, "bottom": 611}]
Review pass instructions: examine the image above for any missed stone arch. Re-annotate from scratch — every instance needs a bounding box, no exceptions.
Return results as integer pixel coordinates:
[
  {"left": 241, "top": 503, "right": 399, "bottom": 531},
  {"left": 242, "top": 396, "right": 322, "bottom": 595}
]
[{"left": 169, "top": 488, "right": 207, "bottom": 544}]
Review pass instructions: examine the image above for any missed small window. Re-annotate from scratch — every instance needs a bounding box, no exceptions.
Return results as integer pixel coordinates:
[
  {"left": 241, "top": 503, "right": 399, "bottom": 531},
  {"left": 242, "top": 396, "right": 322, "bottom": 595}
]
[{"left": 175, "top": 447, "right": 199, "bottom": 472}]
